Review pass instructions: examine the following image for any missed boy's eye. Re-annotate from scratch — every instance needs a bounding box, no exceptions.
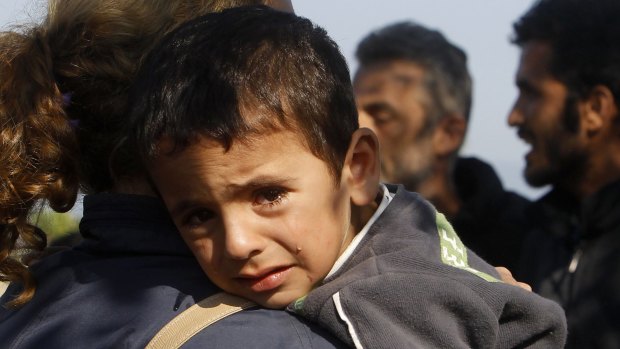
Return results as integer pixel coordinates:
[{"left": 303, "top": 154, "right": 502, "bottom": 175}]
[
  {"left": 185, "top": 209, "right": 215, "bottom": 227},
  {"left": 254, "top": 188, "right": 287, "bottom": 207}
]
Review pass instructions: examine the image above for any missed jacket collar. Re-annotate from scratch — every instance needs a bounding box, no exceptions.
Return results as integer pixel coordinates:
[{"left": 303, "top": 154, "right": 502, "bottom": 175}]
[
  {"left": 76, "top": 193, "right": 192, "bottom": 256},
  {"left": 531, "top": 179, "right": 620, "bottom": 240}
]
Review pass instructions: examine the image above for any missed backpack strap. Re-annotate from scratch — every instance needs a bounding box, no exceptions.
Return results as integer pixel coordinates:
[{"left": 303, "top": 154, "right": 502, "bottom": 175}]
[{"left": 146, "top": 292, "right": 257, "bottom": 349}]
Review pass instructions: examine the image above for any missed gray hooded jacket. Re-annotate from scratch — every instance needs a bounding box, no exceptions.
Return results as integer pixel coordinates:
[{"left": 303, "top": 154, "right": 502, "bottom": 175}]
[{"left": 293, "top": 184, "right": 567, "bottom": 349}]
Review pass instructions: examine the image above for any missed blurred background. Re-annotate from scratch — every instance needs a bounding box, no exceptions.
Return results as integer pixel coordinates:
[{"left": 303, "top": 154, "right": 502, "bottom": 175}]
[
  {"left": 0, "top": 0, "right": 543, "bottom": 242},
  {"left": 293, "top": 0, "right": 542, "bottom": 199}
]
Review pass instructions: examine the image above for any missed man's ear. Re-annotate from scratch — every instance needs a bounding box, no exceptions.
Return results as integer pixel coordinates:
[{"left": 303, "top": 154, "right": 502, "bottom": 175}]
[
  {"left": 583, "top": 85, "right": 617, "bottom": 136},
  {"left": 343, "top": 127, "right": 381, "bottom": 206},
  {"left": 432, "top": 113, "right": 467, "bottom": 158}
]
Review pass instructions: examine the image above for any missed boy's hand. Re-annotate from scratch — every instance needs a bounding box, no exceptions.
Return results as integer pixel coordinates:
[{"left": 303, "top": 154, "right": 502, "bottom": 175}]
[{"left": 495, "top": 266, "right": 532, "bottom": 291}]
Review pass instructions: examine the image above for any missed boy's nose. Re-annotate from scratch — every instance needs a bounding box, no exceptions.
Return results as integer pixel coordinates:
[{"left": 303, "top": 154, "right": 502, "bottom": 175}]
[{"left": 223, "top": 218, "right": 264, "bottom": 260}]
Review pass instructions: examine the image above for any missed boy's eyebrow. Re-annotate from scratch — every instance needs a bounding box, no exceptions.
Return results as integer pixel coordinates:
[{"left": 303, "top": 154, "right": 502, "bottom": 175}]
[{"left": 224, "top": 175, "right": 297, "bottom": 195}]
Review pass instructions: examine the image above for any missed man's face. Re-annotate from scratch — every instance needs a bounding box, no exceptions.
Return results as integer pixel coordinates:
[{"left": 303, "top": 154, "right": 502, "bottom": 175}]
[
  {"left": 354, "top": 60, "right": 435, "bottom": 190},
  {"left": 508, "top": 41, "right": 588, "bottom": 187},
  {"left": 149, "top": 130, "right": 355, "bottom": 309}
]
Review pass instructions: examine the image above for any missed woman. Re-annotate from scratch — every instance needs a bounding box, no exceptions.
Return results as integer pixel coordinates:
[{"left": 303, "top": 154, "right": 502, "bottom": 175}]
[{"left": 0, "top": 1, "right": 344, "bottom": 347}]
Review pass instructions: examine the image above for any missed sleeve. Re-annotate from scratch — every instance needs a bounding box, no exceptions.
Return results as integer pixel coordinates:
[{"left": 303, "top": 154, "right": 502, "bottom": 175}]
[
  {"left": 306, "top": 272, "right": 566, "bottom": 349},
  {"left": 493, "top": 282, "right": 567, "bottom": 349},
  {"left": 323, "top": 273, "right": 501, "bottom": 349}
]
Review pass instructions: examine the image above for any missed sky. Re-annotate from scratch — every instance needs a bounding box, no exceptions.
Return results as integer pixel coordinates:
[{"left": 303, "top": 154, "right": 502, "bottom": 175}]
[{"left": 0, "top": 0, "right": 547, "bottom": 200}]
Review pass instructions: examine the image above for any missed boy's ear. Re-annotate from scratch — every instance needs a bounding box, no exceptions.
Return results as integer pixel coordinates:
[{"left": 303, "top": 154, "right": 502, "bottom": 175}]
[
  {"left": 343, "top": 127, "right": 381, "bottom": 206},
  {"left": 432, "top": 113, "right": 467, "bottom": 158}
]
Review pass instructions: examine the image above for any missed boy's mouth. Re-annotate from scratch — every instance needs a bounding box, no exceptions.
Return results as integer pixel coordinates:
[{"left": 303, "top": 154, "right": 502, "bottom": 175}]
[{"left": 237, "top": 266, "right": 293, "bottom": 293}]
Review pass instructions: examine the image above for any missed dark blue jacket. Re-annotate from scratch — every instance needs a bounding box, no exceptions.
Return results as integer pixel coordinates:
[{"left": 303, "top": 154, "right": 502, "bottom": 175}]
[
  {"left": 451, "top": 157, "right": 531, "bottom": 272},
  {"left": 0, "top": 194, "right": 345, "bottom": 349}
]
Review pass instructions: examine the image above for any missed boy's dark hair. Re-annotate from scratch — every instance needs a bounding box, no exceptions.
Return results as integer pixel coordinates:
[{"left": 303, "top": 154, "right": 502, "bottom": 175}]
[
  {"left": 513, "top": 0, "right": 620, "bottom": 119},
  {"left": 128, "top": 5, "right": 358, "bottom": 180},
  {"left": 355, "top": 21, "right": 472, "bottom": 123}
]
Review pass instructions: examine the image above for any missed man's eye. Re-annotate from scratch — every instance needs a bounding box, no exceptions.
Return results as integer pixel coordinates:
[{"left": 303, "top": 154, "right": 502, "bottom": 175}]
[
  {"left": 370, "top": 112, "right": 392, "bottom": 126},
  {"left": 254, "top": 188, "right": 287, "bottom": 207},
  {"left": 517, "top": 83, "right": 540, "bottom": 99},
  {"left": 185, "top": 209, "right": 214, "bottom": 227},
  {"left": 365, "top": 106, "right": 395, "bottom": 126},
  {"left": 393, "top": 74, "right": 416, "bottom": 89}
]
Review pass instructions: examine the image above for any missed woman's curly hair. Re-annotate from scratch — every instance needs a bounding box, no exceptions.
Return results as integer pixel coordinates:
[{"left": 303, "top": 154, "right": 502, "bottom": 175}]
[{"left": 0, "top": 0, "right": 268, "bottom": 308}]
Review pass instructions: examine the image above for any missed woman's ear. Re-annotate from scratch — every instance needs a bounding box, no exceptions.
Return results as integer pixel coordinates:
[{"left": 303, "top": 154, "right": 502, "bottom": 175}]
[{"left": 342, "top": 127, "right": 381, "bottom": 206}]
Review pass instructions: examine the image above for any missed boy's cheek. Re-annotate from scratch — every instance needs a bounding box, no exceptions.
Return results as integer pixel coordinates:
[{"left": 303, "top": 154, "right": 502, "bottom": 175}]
[
  {"left": 179, "top": 233, "right": 217, "bottom": 264},
  {"left": 175, "top": 224, "right": 207, "bottom": 244}
]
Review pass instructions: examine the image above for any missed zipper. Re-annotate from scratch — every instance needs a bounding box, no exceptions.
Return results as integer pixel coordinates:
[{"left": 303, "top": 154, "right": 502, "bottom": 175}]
[
  {"left": 568, "top": 248, "right": 582, "bottom": 273},
  {"left": 567, "top": 215, "right": 582, "bottom": 274},
  {"left": 564, "top": 244, "right": 582, "bottom": 323}
]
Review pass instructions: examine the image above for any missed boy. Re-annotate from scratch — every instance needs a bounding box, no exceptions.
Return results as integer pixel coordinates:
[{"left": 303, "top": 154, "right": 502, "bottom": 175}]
[{"left": 128, "top": 6, "right": 567, "bottom": 348}]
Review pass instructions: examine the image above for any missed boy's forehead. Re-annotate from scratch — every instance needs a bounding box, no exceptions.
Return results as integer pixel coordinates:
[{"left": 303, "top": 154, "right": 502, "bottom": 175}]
[
  {"left": 153, "top": 116, "right": 310, "bottom": 154},
  {"left": 153, "top": 130, "right": 312, "bottom": 165},
  {"left": 149, "top": 130, "right": 335, "bottom": 200}
]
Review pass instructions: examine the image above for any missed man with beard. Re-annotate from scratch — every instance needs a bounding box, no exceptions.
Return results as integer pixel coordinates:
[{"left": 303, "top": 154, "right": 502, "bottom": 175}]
[
  {"left": 354, "top": 22, "right": 530, "bottom": 271},
  {"left": 509, "top": 0, "right": 620, "bottom": 347}
]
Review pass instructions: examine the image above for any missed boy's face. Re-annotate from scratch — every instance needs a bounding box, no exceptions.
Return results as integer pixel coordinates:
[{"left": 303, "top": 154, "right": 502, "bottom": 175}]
[{"left": 149, "top": 130, "right": 357, "bottom": 308}]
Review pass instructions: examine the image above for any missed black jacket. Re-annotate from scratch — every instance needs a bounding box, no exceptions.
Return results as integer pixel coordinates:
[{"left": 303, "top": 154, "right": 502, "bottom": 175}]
[
  {"left": 518, "top": 180, "right": 620, "bottom": 349},
  {"left": 0, "top": 194, "right": 345, "bottom": 349},
  {"left": 451, "top": 157, "right": 531, "bottom": 271}
]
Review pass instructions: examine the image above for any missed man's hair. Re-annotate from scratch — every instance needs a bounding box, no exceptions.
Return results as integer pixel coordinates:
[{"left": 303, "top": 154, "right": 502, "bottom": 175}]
[
  {"left": 128, "top": 6, "right": 358, "bottom": 180},
  {"left": 513, "top": 0, "right": 620, "bottom": 130},
  {"left": 355, "top": 21, "right": 472, "bottom": 123}
]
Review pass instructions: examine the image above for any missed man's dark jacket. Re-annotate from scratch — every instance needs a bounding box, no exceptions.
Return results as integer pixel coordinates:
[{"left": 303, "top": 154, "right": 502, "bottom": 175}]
[
  {"left": 451, "top": 157, "right": 531, "bottom": 271},
  {"left": 518, "top": 179, "right": 620, "bottom": 349},
  {"left": 0, "top": 194, "right": 345, "bottom": 349}
]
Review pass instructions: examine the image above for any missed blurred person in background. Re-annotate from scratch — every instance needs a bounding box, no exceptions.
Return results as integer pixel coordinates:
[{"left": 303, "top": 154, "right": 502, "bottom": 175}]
[
  {"left": 354, "top": 22, "right": 530, "bottom": 271},
  {"left": 0, "top": 0, "right": 346, "bottom": 347},
  {"left": 510, "top": 0, "right": 620, "bottom": 347}
]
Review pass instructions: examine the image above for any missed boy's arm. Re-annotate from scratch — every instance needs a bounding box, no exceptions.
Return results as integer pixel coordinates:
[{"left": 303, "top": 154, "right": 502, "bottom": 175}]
[
  {"left": 493, "top": 281, "right": 567, "bottom": 349},
  {"left": 310, "top": 273, "right": 498, "bottom": 349},
  {"left": 296, "top": 270, "right": 566, "bottom": 349}
]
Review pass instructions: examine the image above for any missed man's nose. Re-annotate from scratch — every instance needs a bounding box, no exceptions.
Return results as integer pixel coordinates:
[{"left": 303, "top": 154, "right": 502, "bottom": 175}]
[{"left": 507, "top": 101, "right": 524, "bottom": 127}]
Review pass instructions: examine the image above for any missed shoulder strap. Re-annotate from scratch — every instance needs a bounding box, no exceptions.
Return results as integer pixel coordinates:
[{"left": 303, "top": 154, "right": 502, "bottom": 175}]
[{"left": 146, "top": 292, "right": 257, "bottom": 349}]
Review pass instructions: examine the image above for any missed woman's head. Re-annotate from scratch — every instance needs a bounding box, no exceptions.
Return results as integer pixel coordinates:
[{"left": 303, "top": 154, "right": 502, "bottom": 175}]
[{"left": 0, "top": 0, "right": 286, "bottom": 307}]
